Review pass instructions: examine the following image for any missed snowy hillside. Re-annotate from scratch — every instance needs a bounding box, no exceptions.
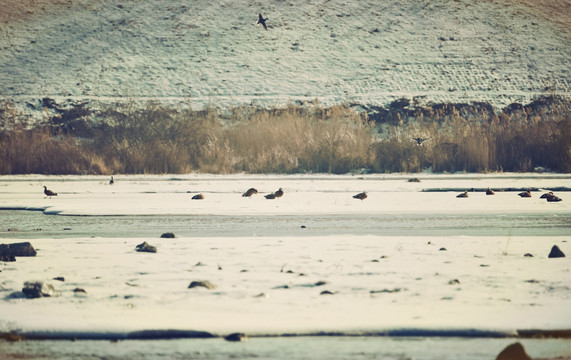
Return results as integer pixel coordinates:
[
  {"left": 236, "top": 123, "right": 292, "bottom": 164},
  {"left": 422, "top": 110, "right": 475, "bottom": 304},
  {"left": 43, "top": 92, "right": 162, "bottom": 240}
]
[{"left": 1, "top": 0, "right": 570, "bottom": 113}]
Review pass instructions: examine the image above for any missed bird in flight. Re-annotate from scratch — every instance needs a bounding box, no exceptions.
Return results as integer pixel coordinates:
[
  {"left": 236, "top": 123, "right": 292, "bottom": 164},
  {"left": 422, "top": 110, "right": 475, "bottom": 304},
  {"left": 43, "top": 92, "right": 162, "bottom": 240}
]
[
  {"left": 412, "top": 137, "right": 429, "bottom": 145},
  {"left": 257, "top": 13, "right": 268, "bottom": 30}
]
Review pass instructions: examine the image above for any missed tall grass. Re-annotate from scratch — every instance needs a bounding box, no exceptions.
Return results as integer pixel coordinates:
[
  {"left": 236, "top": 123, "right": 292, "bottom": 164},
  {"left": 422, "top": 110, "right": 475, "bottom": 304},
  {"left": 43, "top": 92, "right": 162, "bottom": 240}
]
[
  {"left": 372, "top": 97, "right": 571, "bottom": 173},
  {"left": 201, "top": 104, "right": 375, "bottom": 173},
  {"left": 0, "top": 127, "right": 107, "bottom": 174},
  {"left": 0, "top": 96, "right": 569, "bottom": 174}
]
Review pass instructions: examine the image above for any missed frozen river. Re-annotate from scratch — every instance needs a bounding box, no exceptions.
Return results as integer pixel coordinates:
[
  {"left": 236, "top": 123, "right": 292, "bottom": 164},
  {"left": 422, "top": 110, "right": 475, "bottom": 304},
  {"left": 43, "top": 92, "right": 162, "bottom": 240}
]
[{"left": 1, "top": 174, "right": 570, "bottom": 359}]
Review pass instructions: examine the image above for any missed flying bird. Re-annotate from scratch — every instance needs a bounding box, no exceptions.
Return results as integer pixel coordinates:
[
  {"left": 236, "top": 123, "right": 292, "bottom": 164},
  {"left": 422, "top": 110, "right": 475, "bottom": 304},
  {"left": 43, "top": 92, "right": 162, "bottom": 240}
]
[
  {"left": 353, "top": 191, "right": 367, "bottom": 200},
  {"left": 43, "top": 186, "right": 57, "bottom": 198},
  {"left": 242, "top": 188, "right": 258, "bottom": 197},
  {"left": 412, "top": 137, "right": 429, "bottom": 145},
  {"left": 257, "top": 13, "right": 268, "bottom": 30}
]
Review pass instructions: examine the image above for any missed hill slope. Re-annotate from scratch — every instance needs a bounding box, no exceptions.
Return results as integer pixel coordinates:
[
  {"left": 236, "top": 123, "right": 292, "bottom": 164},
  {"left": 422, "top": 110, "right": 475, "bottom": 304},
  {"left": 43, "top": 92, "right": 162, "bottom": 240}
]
[{"left": 1, "top": 0, "right": 570, "bottom": 113}]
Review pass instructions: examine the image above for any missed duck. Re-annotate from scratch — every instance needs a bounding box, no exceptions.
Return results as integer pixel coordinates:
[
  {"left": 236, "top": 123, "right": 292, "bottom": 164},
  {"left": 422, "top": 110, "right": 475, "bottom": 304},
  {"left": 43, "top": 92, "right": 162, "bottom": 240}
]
[
  {"left": 242, "top": 188, "right": 258, "bottom": 197},
  {"left": 264, "top": 193, "right": 277, "bottom": 199},
  {"left": 353, "top": 191, "right": 367, "bottom": 200},
  {"left": 540, "top": 191, "right": 554, "bottom": 199},
  {"left": 486, "top": 187, "right": 495, "bottom": 195},
  {"left": 43, "top": 186, "right": 57, "bottom": 198},
  {"left": 257, "top": 13, "right": 268, "bottom": 30},
  {"left": 109, "top": 176, "right": 114, "bottom": 185},
  {"left": 518, "top": 189, "right": 532, "bottom": 198},
  {"left": 274, "top": 188, "right": 284, "bottom": 198},
  {"left": 545, "top": 193, "right": 562, "bottom": 202},
  {"left": 456, "top": 191, "right": 469, "bottom": 198},
  {"left": 191, "top": 193, "right": 205, "bottom": 200}
]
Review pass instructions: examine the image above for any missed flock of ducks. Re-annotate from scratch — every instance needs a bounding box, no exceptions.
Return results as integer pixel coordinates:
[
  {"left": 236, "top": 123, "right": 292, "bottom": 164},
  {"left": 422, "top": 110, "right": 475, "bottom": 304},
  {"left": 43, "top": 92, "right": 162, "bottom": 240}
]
[
  {"left": 42, "top": 178, "right": 564, "bottom": 203},
  {"left": 456, "top": 187, "right": 563, "bottom": 202}
]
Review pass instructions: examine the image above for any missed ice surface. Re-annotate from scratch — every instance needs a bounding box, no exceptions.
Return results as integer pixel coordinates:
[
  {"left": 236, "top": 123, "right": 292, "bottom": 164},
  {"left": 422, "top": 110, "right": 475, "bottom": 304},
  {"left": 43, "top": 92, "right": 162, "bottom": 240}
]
[{"left": 0, "top": 174, "right": 570, "bottom": 338}]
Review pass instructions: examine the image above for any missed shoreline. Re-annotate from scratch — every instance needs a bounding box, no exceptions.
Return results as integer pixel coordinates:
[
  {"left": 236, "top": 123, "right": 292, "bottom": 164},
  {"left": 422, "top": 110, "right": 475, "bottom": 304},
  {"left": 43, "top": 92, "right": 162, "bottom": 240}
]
[{"left": 3, "top": 328, "right": 571, "bottom": 341}]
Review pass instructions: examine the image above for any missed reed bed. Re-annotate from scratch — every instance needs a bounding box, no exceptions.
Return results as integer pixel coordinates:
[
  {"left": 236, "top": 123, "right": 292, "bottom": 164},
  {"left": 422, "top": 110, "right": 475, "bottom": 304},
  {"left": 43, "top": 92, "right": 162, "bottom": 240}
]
[{"left": 0, "top": 96, "right": 569, "bottom": 174}]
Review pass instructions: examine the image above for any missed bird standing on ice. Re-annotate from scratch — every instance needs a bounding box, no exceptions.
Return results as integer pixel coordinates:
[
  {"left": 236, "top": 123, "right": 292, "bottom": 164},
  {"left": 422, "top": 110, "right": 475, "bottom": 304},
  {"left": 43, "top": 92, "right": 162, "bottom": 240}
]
[
  {"left": 274, "top": 188, "right": 284, "bottom": 198},
  {"left": 353, "top": 191, "right": 367, "bottom": 200},
  {"left": 257, "top": 13, "right": 268, "bottom": 30},
  {"left": 43, "top": 186, "right": 57, "bottom": 198},
  {"left": 456, "top": 191, "right": 469, "bottom": 198},
  {"left": 109, "top": 176, "right": 114, "bottom": 185},
  {"left": 242, "top": 188, "right": 258, "bottom": 197}
]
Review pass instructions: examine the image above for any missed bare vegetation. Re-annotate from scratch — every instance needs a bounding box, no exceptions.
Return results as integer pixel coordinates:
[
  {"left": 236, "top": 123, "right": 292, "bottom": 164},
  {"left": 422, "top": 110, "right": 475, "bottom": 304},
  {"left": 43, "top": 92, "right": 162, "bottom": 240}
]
[{"left": 0, "top": 96, "right": 569, "bottom": 175}]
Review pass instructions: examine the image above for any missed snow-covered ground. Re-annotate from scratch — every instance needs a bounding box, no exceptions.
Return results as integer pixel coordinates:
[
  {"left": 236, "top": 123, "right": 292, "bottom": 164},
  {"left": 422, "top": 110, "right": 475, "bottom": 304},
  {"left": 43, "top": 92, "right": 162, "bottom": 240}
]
[
  {"left": 1, "top": 0, "right": 570, "bottom": 115},
  {"left": 0, "top": 174, "right": 570, "bottom": 339}
]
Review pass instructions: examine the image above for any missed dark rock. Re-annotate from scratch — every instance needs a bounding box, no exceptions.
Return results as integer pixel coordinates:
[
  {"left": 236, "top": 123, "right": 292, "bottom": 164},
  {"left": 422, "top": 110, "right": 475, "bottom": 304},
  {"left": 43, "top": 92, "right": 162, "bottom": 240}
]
[
  {"left": 301, "top": 225, "right": 306, "bottom": 228},
  {"left": 0, "top": 242, "right": 37, "bottom": 257},
  {"left": 73, "top": 288, "right": 87, "bottom": 294},
  {"left": 160, "top": 232, "right": 176, "bottom": 238},
  {"left": 548, "top": 245, "right": 565, "bottom": 258},
  {"left": 188, "top": 280, "right": 216, "bottom": 289},
  {"left": 408, "top": 178, "right": 421, "bottom": 182},
  {"left": 224, "top": 333, "right": 248, "bottom": 342},
  {"left": 314, "top": 281, "right": 327, "bottom": 286},
  {"left": 0, "top": 255, "right": 16, "bottom": 262},
  {"left": 495, "top": 342, "right": 531, "bottom": 360},
  {"left": 135, "top": 242, "right": 157, "bottom": 253},
  {"left": 320, "top": 290, "right": 335, "bottom": 295},
  {"left": 439, "top": 247, "right": 447, "bottom": 251},
  {"left": 523, "top": 253, "right": 533, "bottom": 257},
  {"left": 22, "top": 281, "right": 58, "bottom": 298}
]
